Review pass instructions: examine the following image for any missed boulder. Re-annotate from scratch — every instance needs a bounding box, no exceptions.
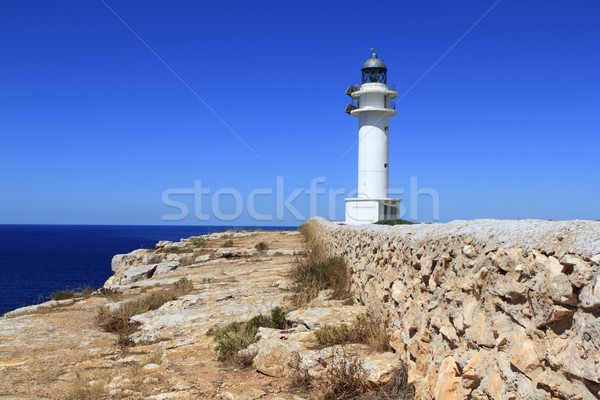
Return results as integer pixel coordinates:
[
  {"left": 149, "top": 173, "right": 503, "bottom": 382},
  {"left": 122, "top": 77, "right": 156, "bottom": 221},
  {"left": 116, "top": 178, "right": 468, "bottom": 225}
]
[
  {"left": 155, "top": 261, "right": 180, "bottom": 275},
  {"left": 251, "top": 328, "right": 315, "bottom": 377}
]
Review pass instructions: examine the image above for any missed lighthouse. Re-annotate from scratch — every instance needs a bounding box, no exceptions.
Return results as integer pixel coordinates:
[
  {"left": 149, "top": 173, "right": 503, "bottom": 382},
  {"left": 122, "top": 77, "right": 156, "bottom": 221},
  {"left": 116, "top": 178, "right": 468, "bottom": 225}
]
[{"left": 344, "top": 51, "right": 400, "bottom": 224}]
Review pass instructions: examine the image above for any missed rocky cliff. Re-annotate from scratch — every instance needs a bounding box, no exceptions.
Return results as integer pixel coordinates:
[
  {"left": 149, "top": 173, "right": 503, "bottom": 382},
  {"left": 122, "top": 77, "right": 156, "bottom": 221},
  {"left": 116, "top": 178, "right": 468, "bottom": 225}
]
[
  {"left": 311, "top": 217, "right": 600, "bottom": 399},
  {"left": 0, "top": 230, "right": 308, "bottom": 399}
]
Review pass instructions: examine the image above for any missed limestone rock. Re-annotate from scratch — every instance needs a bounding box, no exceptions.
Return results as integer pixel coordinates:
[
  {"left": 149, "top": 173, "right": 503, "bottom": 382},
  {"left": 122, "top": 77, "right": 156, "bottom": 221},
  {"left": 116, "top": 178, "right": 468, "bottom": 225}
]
[
  {"left": 195, "top": 254, "right": 211, "bottom": 263},
  {"left": 580, "top": 275, "right": 600, "bottom": 310},
  {"left": 462, "top": 352, "right": 483, "bottom": 389},
  {"left": 221, "top": 386, "right": 266, "bottom": 400},
  {"left": 462, "top": 245, "right": 478, "bottom": 259},
  {"left": 285, "top": 306, "right": 366, "bottom": 330},
  {"left": 360, "top": 352, "right": 402, "bottom": 385},
  {"left": 3, "top": 299, "right": 76, "bottom": 318},
  {"left": 155, "top": 261, "right": 180, "bottom": 275},
  {"left": 266, "top": 249, "right": 299, "bottom": 256},
  {"left": 118, "top": 263, "right": 158, "bottom": 285},
  {"left": 251, "top": 328, "right": 315, "bottom": 377},
  {"left": 216, "top": 248, "right": 257, "bottom": 258},
  {"left": 434, "top": 356, "right": 462, "bottom": 400},
  {"left": 508, "top": 326, "right": 540, "bottom": 373},
  {"left": 549, "top": 313, "right": 600, "bottom": 383},
  {"left": 391, "top": 280, "right": 405, "bottom": 303}
]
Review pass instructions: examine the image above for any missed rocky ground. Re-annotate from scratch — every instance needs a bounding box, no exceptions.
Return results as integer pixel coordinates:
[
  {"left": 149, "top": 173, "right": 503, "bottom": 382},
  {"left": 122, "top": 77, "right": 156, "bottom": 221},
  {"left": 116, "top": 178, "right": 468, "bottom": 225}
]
[{"left": 0, "top": 229, "right": 402, "bottom": 400}]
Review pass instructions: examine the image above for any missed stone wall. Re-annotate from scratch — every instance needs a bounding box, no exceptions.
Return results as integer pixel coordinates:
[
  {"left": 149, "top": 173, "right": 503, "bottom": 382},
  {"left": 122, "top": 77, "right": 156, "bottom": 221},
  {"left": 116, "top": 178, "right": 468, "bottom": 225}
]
[{"left": 311, "top": 217, "right": 600, "bottom": 399}]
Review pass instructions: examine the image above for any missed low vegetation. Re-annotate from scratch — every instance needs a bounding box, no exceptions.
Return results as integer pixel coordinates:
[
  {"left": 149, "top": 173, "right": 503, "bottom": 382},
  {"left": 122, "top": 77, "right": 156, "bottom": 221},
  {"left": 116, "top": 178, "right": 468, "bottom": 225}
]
[
  {"left": 97, "top": 278, "right": 193, "bottom": 347},
  {"left": 211, "top": 306, "right": 287, "bottom": 366},
  {"left": 374, "top": 219, "right": 416, "bottom": 226},
  {"left": 176, "top": 253, "right": 199, "bottom": 268},
  {"left": 320, "top": 353, "right": 365, "bottom": 400},
  {"left": 222, "top": 239, "right": 235, "bottom": 248},
  {"left": 292, "top": 350, "right": 414, "bottom": 400},
  {"left": 157, "top": 246, "right": 182, "bottom": 254},
  {"left": 189, "top": 236, "right": 206, "bottom": 247},
  {"left": 49, "top": 285, "right": 94, "bottom": 301},
  {"left": 362, "top": 366, "right": 415, "bottom": 400},
  {"left": 314, "top": 315, "right": 391, "bottom": 352},
  {"left": 255, "top": 241, "right": 269, "bottom": 251},
  {"left": 62, "top": 371, "right": 111, "bottom": 400},
  {"left": 290, "top": 222, "right": 351, "bottom": 306}
]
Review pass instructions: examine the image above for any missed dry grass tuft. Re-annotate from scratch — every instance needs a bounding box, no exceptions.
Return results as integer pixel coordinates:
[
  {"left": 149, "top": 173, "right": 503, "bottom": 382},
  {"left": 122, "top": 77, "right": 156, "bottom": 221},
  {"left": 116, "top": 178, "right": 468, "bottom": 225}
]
[
  {"left": 320, "top": 353, "right": 366, "bottom": 400},
  {"left": 145, "top": 252, "right": 164, "bottom": 264},
  {"left": 361, "top": 366, "right": 415, "bottom": 400},
  {"left": 49, "top": 285, "right": 95, "bottom": 301},
  {"left": 290, "top": 221, "right": 351, "bottom": 306},
  {"left": 62, "top": 371, "right": 110, "bottom": 400},
  {"left": 293, "top": 350, "right": 414, "bottom": 400},
  {"left": 314, "top": 315, "right": 391, "bottom": 352},
  {"left": 189, "top": 236, "right": 206, "bottom": 247},
  {"left": 176, "top": 253, "right": 197, "bottom": 268},
  {"left": 97, "top": 278, "right": 193, "bottom": 347},
  {"left": 157, "top": 246, "right": 182, "bottom": 254},
  {"left": 98, "top": 287, "right": 124, "bottom": 302},
  {"left": 127, "top": 347, "right": 165, "bottom": 386}
]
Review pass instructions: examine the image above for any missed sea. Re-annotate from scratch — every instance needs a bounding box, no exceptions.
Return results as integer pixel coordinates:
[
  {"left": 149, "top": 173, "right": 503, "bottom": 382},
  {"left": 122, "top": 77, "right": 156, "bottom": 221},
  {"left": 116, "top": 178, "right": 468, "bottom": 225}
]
[{"left": 0, "top": 225, "right": 296, "bottom": 315}]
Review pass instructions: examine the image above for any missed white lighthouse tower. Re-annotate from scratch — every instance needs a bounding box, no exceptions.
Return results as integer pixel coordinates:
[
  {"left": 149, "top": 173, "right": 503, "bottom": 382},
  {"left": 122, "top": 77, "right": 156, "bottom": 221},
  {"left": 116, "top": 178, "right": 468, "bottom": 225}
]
[{"left": 345, "top": 51, "right": 400, "bottom": 225}]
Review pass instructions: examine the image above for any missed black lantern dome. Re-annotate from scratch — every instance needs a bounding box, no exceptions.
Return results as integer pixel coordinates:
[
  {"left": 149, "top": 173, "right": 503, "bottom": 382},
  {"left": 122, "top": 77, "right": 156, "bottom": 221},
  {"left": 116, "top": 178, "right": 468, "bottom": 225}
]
[{"left": 361, "top": 52, "right": 387, "bottom": 84}]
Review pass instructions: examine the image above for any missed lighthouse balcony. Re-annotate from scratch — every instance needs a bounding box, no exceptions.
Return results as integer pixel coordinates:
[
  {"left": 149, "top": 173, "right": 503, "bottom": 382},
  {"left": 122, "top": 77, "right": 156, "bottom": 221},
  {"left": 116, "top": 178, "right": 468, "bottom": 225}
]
[
  {"left": 350, "top": 106, "right": 397, "bottom": 116},
  {"left": 351, "top": 84, "right": 398, "bottom": 100}
]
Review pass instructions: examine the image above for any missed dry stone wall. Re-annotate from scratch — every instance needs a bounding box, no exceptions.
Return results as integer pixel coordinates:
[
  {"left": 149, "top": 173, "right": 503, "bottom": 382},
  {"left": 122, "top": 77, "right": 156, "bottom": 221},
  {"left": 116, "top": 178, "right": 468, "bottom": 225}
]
[{"left": 311, "top": 217, "right": 600, "bottom": 399}]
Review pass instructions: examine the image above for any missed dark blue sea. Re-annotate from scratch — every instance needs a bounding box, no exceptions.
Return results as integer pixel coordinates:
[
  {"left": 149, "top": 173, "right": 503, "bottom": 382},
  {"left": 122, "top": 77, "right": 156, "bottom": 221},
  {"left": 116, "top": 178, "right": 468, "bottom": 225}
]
[{"left": 0, "top": 225, "right": 296, "bottom": 315}]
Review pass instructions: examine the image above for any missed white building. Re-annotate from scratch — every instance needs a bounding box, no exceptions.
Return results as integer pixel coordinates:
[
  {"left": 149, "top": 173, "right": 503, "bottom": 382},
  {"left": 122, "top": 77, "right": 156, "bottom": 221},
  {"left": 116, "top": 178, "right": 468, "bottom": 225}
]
[{"left": 345, "top": 52, "right": 400, "bottom": 225}]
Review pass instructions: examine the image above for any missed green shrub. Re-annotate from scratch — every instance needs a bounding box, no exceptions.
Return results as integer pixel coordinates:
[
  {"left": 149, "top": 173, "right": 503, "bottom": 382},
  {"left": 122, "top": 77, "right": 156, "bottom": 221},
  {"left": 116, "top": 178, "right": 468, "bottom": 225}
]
[
  {"left": 269, "top": 306, "right": 287, "bottom": 329},
  {"left": 223, "top": 239, "right": 234, "bottom": 247},
  {"left": 212, "top": 306, "right": 287, "bottom": 365},
  {"left": 374, "top": 219, "right": 416, "bottom": 226},
  {"left": 255, "top": 241, "right": 269, "bottom": 251}
]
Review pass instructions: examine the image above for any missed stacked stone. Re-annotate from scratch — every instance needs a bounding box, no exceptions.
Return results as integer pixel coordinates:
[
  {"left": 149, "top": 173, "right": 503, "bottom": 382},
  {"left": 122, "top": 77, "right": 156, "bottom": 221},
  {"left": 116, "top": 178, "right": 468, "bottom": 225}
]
[{"left": 312, "top": 217, "right": 600, "bottom": 399}]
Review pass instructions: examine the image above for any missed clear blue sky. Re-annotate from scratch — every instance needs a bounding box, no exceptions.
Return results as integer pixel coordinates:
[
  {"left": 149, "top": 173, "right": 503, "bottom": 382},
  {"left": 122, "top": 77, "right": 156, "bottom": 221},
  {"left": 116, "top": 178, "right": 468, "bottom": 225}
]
[{"left": 1, "top": 1, "right": 598, "bottom": 225}]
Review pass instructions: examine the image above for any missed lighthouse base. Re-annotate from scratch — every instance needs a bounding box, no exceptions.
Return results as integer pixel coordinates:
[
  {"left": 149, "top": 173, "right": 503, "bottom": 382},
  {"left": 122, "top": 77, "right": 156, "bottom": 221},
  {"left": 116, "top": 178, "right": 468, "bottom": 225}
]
[{"left": 344, "top": 198, "right": 400, "bottom": 225}]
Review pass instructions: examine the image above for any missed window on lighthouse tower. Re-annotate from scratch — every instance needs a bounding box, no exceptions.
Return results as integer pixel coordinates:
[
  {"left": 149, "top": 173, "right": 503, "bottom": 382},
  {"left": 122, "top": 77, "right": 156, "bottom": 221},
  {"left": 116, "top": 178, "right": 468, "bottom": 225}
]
[
  {"left": 361, "top": 52, "right": 388, "bottom": 84},
  {"left": 362, "top": 68, "right": 387, "bottom": 84}
]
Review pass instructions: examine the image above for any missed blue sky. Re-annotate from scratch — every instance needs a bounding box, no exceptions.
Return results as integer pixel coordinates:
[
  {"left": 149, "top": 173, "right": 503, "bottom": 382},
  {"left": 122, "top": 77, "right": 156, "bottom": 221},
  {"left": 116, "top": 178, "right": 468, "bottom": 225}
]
[{"left": 1, "top": 0, "right": 598, "bottom": 225}]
